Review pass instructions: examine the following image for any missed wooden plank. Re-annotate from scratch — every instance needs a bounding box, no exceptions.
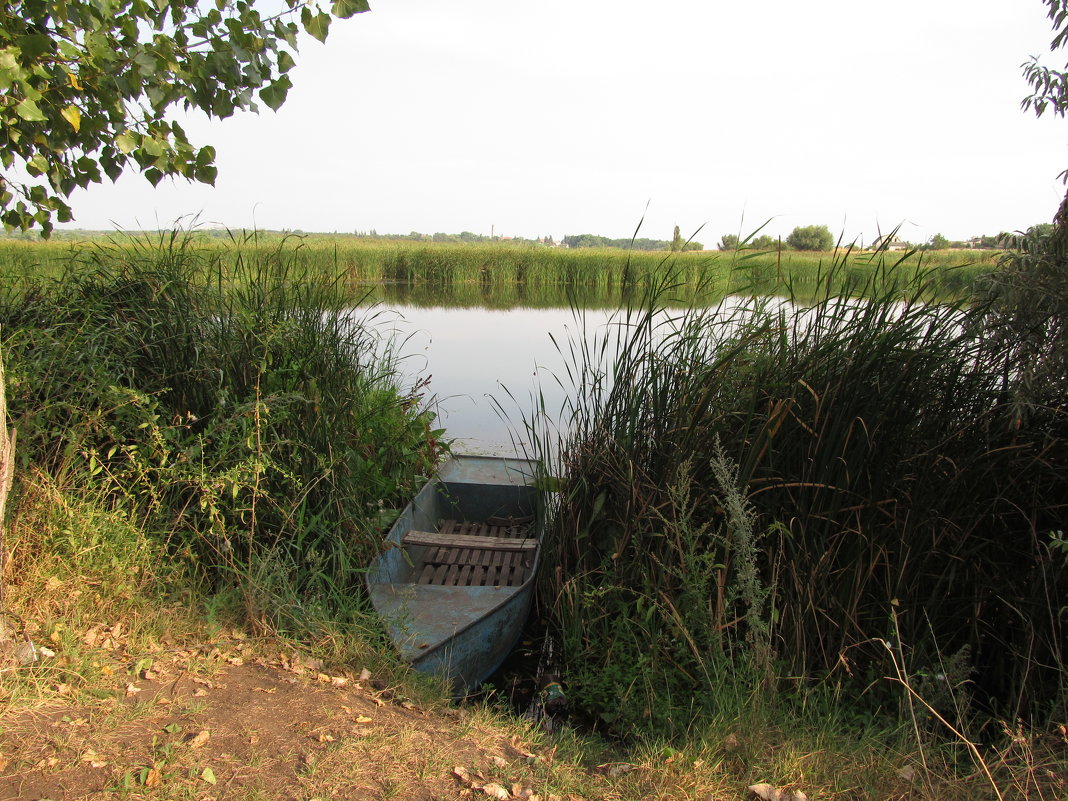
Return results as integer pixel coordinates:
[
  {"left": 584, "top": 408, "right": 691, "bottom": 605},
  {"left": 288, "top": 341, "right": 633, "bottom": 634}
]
[
  {"left": 457, "top": 564, "right": 473, "bottom": 586},
  {"left": 403, "top": 530, "right": 537, "bottom": 551},
  {"left": 417, "top": 564, "right": 436, "bottom": 584},
  {"left": 444, "top": 564, "right": 460, "bottom": 586}
]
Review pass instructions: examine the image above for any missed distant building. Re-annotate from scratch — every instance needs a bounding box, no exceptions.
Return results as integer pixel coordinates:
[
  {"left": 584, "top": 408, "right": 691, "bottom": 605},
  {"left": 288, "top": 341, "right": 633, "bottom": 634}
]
[{"left": 871, "top": 234, "right": 908, "bottom": 251}]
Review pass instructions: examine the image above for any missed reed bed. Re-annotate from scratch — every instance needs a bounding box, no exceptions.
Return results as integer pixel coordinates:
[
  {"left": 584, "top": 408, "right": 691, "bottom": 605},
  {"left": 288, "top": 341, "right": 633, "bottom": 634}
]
[
  {"left": 0, "top": 234, "right": 999, "bottom": 304},
  {"left": 0, "top": 229, "right": 444, "bottom": 635},
  {"left": 528, "top": 251, "right": 1067, "bottom": 744}
]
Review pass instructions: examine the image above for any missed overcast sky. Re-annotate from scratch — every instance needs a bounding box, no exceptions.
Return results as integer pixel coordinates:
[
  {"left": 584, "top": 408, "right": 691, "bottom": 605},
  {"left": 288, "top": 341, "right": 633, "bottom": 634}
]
[{"left": 56, "top": 0, "right": 1068, "bottom": 246}]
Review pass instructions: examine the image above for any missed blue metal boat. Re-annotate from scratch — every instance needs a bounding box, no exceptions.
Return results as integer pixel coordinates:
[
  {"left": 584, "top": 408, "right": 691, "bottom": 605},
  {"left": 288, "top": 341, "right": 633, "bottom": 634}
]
[{"left": 366, "top": 454, "right": 541, "bottom": 693}]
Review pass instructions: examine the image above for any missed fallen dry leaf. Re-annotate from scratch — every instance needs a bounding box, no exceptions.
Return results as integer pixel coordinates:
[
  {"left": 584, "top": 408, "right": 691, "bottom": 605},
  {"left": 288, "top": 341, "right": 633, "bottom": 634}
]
[
  {"left": 480, "top": 782, "right": 511, "bottom": 800},
  {"left": 748, "top": 782, "right": 809, "bottom": 801},
  {"left": 354, "top": 715, "right": 373, "bottom": 724},
  {"left": 155, "top": 696, "right": 171, "bottom": 705},
  {"left": 358, "top": 667, "right": 372, "bottom": 682},
  {"left": 194, "top": 688, "right": 208, "bottom": 697},
  {"left": 492, "top": 755, "right": 509, "bottom": 769},
  {"left": 330, "top": 675, "right": 348, "bottom": 687},
  {"left": 125, "top": 682, "right": 141, "bottom": 697},
  {"left": 593, "top": 762, "right": 635, "bottom": 778},
  {"left": 453, "top": 766, "right": 472, "bottom": 784},
  {"left": 80, "top": 750, "right": 107, "bottom": 768},
  {"left": 144, "top": 767, "right": 161, "bottom": 788},
  {"left": 252, "top": 687, "right": 277, "bottom": 694},
  {"left": 186, "top": 729, "right": 211, "bottom": 749}
]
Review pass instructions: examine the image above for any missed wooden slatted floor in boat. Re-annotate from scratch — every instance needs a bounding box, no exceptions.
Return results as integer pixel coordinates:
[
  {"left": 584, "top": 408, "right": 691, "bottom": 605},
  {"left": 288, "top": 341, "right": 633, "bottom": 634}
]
[{"left": 405, "top": 516, "right": 536, "bottom": 588}]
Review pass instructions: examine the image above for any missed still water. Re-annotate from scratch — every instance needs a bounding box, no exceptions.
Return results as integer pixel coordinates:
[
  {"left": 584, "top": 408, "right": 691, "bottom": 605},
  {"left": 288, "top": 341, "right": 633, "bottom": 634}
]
[{"left": 376, "top": 304, "right": 610, "bottom": 455}]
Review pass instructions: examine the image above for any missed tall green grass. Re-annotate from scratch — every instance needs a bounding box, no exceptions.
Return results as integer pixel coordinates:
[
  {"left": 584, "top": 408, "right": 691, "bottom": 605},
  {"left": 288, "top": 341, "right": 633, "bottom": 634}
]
[
  {"left": 0, "top": 229, "right": 445, "bottom": 636},
  {"left": 0, "top": 234, "right": 999, "bottom": 305},
  {"left": 528, "top": 250, "right": 1067, "bottom": 741}
]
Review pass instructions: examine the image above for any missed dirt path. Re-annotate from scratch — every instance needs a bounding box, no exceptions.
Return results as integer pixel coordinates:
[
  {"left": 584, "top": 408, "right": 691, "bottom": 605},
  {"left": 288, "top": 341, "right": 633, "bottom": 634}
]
[{"left": 0, "top": 642, "right": 564, "bottom": 801}]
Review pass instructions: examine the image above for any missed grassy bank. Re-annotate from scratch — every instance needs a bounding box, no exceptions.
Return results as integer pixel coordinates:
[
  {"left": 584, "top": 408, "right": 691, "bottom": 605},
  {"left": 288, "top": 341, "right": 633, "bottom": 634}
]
[{"left": 0, "top": 232, "right": 999, "bottom": 304}]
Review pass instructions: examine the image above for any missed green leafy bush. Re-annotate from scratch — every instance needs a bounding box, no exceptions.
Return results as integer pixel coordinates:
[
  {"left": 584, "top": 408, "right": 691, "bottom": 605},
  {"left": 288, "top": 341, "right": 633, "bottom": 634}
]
[{"left": 0, "top": 230, "right": 444, "bottom": 631}]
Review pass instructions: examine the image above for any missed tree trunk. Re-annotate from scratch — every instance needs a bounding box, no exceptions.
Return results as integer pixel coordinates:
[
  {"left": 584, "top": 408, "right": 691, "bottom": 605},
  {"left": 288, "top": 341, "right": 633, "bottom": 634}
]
[{"left": 0, "top": 337, "right": 16, "bottom": 613}]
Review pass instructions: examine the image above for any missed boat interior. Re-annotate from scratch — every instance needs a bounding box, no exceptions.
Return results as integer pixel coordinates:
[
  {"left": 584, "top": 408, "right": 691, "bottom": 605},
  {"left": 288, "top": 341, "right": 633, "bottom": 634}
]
[{"left": 402, "top": 516, "right": 536, "bottom": 588}]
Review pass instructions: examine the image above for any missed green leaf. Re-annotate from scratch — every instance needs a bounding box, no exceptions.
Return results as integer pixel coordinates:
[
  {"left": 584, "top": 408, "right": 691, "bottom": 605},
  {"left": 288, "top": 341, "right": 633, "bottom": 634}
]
[
  {"left": 26, "top": 154, "right": 48, "bottom": 176},
  {"left": 16, "top": 34, "right": 53, "bottom": 60},
  {"left": 115, "top": 132, "right": 137, "bottom": 154},
  {"left": 144, "top": 167, "right": 164, "bottom": 186},
  {"left": 0, "top": 50, "right": 20, "bottom": 91},
  {"left": 15, "top": 97, "right": 46, "bottom": 122},
  {"left": 302, "top": 9, "right": 330, "bottom": 43},
  {"left": 332, "top": 0, "right": 370, "bottom": 18},
  {"left": 201, "top": 767, "right": 217, "bottom": 785},
  {"left": 141, "top": 137, "right": 164, "bottom": 158},
  {"left": 259, "top": 76, "right": 291, "bottom": 111},
  {"left": 276, "top": 50, "right": 296, "bottom": 74},
  {"left": 195, "top": 145, "right": 216, "bottom": 167},
  {"left": 194, "top": 164, "right": 217, "bottom": 185}
]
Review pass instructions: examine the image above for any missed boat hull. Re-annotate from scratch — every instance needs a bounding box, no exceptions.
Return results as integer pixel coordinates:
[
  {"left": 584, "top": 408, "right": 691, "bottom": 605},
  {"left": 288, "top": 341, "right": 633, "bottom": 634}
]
[{"left": 366, "top": 454, "right": 540, "bottom": 693}]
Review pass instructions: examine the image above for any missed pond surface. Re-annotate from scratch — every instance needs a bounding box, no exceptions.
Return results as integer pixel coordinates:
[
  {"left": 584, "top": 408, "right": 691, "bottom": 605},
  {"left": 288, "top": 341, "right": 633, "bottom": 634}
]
[{"left": 374, "top": 303, "right": 610, "bottom": 455}]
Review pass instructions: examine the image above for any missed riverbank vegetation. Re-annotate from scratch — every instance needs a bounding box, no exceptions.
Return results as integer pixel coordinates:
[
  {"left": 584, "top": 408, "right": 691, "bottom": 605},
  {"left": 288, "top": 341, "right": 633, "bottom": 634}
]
[
  {"left": 1, "top": 231, "right": 1064, "bottom": 799},
  {"left": 528, "top": 244, "right": 1067, "bottom": 797},
  {"left": 0, "top": 230, "right": 444, "bottom": 643},
  {"left": 0, "top": 232, "right": 999, "bottom": 308}
]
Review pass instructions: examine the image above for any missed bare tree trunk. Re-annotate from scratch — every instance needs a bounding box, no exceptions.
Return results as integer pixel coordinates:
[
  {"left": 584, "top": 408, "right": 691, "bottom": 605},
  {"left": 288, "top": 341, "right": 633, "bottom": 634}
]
[{"left": 0, "top": 337, "right": 17, "bottom": 614}]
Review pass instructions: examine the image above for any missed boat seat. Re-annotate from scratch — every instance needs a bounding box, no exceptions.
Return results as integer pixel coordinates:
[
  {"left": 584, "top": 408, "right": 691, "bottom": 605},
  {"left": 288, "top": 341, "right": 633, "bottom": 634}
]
[
  {"left": 402, "top": 530, "right": 537, "bottom": 551},
  {"left": 404, "top": 519, "right": 537, "bottom": 588}
]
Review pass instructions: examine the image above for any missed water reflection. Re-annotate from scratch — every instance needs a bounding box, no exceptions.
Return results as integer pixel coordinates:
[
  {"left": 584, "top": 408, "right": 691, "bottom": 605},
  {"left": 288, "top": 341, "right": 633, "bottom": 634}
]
[{"left": 375, "top": 304, "right": 611, "bottom": 455}]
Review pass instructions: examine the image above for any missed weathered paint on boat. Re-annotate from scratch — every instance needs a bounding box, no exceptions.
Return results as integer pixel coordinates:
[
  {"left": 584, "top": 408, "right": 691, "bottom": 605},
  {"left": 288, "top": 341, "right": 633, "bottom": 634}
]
[{"left": 366, "top": 454, "right": 540, "bottom": 693}]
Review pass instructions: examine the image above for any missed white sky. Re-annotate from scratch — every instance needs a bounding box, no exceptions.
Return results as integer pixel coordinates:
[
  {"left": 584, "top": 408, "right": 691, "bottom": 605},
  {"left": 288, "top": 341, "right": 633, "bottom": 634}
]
[{"left": 57, "top": 0, "right": 1068, "bottom": 245}]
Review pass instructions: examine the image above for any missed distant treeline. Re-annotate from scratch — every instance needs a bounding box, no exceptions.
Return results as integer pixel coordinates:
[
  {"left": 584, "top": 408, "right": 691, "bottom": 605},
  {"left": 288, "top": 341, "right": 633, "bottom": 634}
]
[{"left": 560, "top": 233, "right": 704, "bottom": 251}]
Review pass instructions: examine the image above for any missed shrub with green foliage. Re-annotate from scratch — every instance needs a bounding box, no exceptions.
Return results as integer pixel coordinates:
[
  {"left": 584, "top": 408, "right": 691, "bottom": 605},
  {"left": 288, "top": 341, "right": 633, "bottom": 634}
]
[
  {"left": 786, "top": 224, "right": 834, "bottom": 251},
  {"left": 0, "top": 230, "right": 444, "bottom": 632}
]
